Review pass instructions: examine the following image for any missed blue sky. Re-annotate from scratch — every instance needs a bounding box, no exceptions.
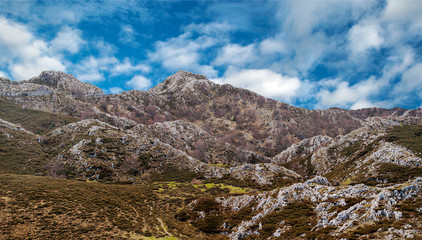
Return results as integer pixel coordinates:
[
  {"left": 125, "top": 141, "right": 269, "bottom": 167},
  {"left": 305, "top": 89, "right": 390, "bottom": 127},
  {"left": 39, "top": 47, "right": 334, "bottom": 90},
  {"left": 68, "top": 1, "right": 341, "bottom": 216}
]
[{"left": 0, "top": 0, "right": 421, "bottom": 110}]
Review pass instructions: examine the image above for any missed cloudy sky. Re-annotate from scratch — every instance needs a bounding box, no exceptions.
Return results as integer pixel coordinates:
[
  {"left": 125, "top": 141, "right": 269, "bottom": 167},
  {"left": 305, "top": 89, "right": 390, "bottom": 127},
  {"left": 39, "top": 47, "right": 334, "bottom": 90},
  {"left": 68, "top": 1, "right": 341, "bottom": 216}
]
[{"left": 0, "top": 0, "right": 421, "bottom": 110}]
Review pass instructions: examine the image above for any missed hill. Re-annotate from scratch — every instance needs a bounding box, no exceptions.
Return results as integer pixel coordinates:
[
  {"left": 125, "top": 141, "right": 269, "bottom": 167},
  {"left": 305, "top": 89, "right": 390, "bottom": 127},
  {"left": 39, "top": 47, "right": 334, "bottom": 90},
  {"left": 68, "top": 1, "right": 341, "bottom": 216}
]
[{"left": 0, "top": 70, "right": 421, "bottom": 239}]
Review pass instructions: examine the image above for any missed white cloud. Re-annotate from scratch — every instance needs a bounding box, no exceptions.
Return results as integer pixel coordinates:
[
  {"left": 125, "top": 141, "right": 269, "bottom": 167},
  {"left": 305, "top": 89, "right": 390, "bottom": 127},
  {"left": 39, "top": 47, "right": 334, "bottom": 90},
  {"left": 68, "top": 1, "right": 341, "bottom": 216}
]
[
  {"left": 110, "top": 58, "right": 150, "bottom": 76},
  {"left": 73, "top": 55, "right": 151, "bottom": 83},
  {"left": 50, "top": 26, "right": 85, "bottom": 54},
  {"left": 395, "top": 63, "right": 422, "bottom": 93},
  {"left": 383, "top": 0, "right": 422, "bottom": 28},
  {"left": 119, "top": 24, "right": 139, "bottom": 47},
  {"left": 212, "top": 68, "right": 301, "bottom": 101},
  {"left": 214, "top": 44, "right": 257, "bottom": 67},
  {"left": 0, "top": 17, "right": 65, "bottom": 80},
  {"left": 94, "top": 40, "right": 117, "bottom": 56},
  {"left": 348, "top": 20, "right": 383, "bottom": 54},
  {"left": 109, "top": 87, "right": 124, "bottom": 94},
  {"left": 73, "top": 56, "right": 117, "bottom": 82},
  {"left": 259, "top": 39, "right": 286, "bottom": 55},
  {"left": 11, "top": 56, "right": 65, "bottom": 81},
  {"left": 126, "top": 75, "right": 151, "bottom": 90},
  {"left": 0, "top": 70, "right": 8, "bottom": 78},
  {"left": 350, "top": 100, "right": 377, "bottom": 110},
  {"left": 184, "top": 22, "right": 234, "bottom": 35},
  {"left": 316, "top": 77, "right": 385, "bottom": 109},
  {"left": 149, "top": 32, "right": 218, "bottom": 77}
]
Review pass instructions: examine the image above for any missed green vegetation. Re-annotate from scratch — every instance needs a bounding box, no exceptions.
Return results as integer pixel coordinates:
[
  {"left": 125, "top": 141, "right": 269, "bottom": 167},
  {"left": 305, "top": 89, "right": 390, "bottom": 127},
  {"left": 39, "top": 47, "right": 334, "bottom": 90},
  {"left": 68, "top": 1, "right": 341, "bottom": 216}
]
[
  {"left": 193, "top": 183, "right": 249, "bottom": 194},
  {"left": 367, "top": 163, "right": 422, "bottom": 185},
  {"left": 149, "top": 165, "right": 203, "bottom": 183},
  {"left": 281, "top": 154, "right": 315, "bottom": 177},
  {"left": 382, "top": 124, "right": 422, "bottom": 157},
  {"left": 251, "top": 201, "right": 317, "bottom": 238},
  {"left": 0, "top": 126, "right": 48, "bottom": 174},
  {"left": 0, "top": 174, "right": 215, "bottom": 239},
  {"left": 0, "top": 98, "right": 78, "bottom": 134}
]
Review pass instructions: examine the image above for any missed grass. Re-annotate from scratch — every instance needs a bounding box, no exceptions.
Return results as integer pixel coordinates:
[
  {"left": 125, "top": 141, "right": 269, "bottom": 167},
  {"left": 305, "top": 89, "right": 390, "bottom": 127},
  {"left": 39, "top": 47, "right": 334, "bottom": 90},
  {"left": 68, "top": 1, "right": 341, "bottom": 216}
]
[
  {"left": 251, "top": 201, "right": 317, "bottom": 238},
  {"left": 382, "top": 124, "right": 422, "bottom": 157},
  {"left": 368, "top": 163, "right": 422, "bottom": 185},
  {"left": 193, "top": 183, "right": 249, "bottom": 194},
  {"left": 0, "top": 97, "right": 79, "bottom": 135},
  {"left": 0, "top": 126, "right": 48, "bottom": 175},
  {"left": 0, "top": 174, "right": 218, "bottom": 239}
]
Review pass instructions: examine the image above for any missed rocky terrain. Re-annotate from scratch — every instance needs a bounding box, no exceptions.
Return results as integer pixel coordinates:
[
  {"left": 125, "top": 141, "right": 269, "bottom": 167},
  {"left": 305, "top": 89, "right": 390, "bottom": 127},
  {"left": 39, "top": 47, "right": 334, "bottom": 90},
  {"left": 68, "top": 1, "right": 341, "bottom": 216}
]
[{"left": 0, "top": 70, "right": 421, "bottom": 239}]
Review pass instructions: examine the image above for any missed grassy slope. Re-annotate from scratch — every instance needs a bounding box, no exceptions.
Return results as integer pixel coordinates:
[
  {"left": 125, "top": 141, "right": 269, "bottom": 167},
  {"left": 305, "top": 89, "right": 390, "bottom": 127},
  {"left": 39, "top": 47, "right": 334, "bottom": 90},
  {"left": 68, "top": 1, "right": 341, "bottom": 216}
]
[
  {"left": 383, "top": 124, "right": 422, "bottom": 156},
  {"left": 0, "top": 126, "right": 47, "bottom": 175},
  {"left": 0, "top": 174, "right": 253, "bottom": 239},
  {"left": 0, "top": 98, "right": 78, "bottom": 135},
  {"left": 0, "top": 174, "right": 202, "bottom": 239}
]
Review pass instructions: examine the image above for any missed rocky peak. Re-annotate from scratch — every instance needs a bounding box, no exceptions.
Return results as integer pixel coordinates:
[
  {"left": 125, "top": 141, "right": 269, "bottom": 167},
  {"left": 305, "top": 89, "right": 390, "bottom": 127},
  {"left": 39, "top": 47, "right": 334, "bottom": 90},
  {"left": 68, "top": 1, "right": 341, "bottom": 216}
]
[
  {"left": 0, "top": 76, "right": 12, "bottom": 84},
  {"left": 27, "top": 71, "right": 103, "bottom": 96},
  {"left": 148, "top": 70, "right": 212, "bottom": 95}
]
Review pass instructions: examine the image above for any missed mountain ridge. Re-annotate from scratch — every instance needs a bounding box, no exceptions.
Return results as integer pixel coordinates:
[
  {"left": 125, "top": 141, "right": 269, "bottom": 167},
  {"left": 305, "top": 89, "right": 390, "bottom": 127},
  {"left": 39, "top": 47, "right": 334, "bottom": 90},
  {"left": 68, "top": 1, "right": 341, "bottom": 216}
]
[{"left": 0, "top": 70, "right": 421, "bottom": 239}]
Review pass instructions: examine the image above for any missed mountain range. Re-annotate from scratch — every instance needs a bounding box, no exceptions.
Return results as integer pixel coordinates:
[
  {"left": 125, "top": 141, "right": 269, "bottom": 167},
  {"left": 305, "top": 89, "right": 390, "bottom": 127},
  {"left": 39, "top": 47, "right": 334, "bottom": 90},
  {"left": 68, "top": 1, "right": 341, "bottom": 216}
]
[{"left": 0, "top": 70, "right": 421, "bottom": 239}]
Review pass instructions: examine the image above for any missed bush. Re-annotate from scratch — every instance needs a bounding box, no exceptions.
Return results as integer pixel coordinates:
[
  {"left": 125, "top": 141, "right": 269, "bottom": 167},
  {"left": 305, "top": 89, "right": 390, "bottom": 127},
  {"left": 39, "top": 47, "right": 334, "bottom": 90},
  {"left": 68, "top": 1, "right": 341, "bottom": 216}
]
[{"left": 193, "top": 197, "right": 220, "bottom": 212}]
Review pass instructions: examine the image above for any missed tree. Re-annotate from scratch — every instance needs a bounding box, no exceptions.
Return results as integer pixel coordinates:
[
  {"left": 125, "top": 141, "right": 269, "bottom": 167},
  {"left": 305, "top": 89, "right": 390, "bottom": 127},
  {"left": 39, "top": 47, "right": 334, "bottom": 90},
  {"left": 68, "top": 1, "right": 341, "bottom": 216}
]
[
  {"left": 121, "top": 154, "right": 141, "bottom": 176},
  {"left": 45, "top": 158, "right": 66, "bottom": 178}
]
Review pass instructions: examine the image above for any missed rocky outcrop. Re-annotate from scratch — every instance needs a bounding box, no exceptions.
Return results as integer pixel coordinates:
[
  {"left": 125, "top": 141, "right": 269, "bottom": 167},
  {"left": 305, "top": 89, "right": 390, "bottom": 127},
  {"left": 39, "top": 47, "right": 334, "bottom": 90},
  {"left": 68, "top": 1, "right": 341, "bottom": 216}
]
[
  {"left": 214, "top": 176, "right": 422, "bottom": 239},
  {"left": 27, "top": 71, "right": 103, "bottom": 96},
  {"left": 132, "top": 120, "right": 269, "bottom": 165},
  {"left": 272, "top": 135, "right": 332, "bottom": 165}
]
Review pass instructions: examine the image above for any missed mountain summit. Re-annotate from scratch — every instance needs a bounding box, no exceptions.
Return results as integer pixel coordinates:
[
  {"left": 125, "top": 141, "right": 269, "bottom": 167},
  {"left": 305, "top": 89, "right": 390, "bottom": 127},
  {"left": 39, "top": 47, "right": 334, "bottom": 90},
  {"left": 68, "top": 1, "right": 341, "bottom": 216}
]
[
  {"left": 149, "top": 70, "right": 211, "bottom": 95},
  {"left": 26, "top": 71, "right": 103, "bottom": 96}
]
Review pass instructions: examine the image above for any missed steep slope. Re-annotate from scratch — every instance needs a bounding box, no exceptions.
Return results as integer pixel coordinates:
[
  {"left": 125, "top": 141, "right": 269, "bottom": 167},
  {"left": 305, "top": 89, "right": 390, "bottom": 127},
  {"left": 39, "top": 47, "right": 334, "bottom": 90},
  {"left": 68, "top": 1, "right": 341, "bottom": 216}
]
[
  {"left": 0, "top": 98, "right": 78, "bottom": 134},
  {"left": 43, "top": 119, "right": 299, "bottom": 185},
  {"left": 132, "top": 120, "right": 269, "bottom": 165}
]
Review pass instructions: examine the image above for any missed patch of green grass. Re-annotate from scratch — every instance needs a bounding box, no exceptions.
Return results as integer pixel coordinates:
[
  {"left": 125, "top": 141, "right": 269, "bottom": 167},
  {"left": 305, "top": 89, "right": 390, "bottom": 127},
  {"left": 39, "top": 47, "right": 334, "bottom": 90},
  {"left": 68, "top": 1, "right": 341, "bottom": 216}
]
[
  {"left": 209, "top": 163, "right": 229, "bottom": 168},
  {"left": 382, "top": 124, "right": 422, "bottom": 157},
  {"left": 192, "top": 183, "right": 248, "bottom": 194},
  {"left": 0, "top": 98, "right": 78, "bottom": 134}
]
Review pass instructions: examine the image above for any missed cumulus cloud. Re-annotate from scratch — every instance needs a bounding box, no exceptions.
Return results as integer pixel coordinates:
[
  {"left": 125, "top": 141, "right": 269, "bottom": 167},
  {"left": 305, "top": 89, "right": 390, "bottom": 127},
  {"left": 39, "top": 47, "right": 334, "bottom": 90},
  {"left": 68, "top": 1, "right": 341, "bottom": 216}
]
[
  {"left": 73, "top": 56, "right": 117, "bottom": 82},
  {"left": 0, "top": 17, "right": 65, "bottom": 80},
  {"left": 315, "top": 77, "right": 385, "bottom": 109},
  {"left": 259, "top": 38, "right": 286, "bottom": 55},
  {"left": 149, "top": 31, "right": 218, "bottom": 78},
  {"left": 110, "top": 58, "right": 150, "bottom": 76},
  {"left": 383, "top": 0, "right": 422, "bottom": 28},
  {"left": 50, "top": 26, "right": 85, "bottom": 54},
  {"left": 214, "top": 44, "right": 257, "bottom": 67},
  {"left": 348, "top": 20, "right": 384, "bottom": 54},
  {"left": 72, "top": 55, "right": 150, "bottom": 83},
  {"left": 212, "top": 68, "right": 301, "bottom": 101},
  {"left": 395, "top": 63, "right": 422, "bottom": 94},
  {"left": 126, "top": 75, "right": 151, "bottom": 90},
  {"left": 108, "top": 87, "right": 124, "bottom": 94}
]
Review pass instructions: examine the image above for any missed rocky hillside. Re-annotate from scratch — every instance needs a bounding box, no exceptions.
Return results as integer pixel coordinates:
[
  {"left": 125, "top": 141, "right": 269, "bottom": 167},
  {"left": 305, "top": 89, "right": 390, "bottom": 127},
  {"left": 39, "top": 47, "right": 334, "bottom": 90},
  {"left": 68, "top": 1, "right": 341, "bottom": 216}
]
[{"left": 0, "top": 70, "right": 421, "bottom": 239}]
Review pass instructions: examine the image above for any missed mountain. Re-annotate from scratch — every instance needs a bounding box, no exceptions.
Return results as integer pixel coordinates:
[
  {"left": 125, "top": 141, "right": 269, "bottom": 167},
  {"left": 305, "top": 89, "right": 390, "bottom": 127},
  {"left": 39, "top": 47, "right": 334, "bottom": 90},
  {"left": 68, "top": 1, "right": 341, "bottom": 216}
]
[{"left": 0, "top": 70, "right": 421, "bottom": 239}]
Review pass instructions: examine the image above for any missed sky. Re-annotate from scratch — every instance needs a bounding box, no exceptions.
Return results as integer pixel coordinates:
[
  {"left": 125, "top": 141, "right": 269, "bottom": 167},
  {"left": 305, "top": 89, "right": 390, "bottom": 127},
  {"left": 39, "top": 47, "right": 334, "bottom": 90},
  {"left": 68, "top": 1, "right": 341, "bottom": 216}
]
[{"left": 0, "top": 0, "right": 421, "bottom": 110}]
